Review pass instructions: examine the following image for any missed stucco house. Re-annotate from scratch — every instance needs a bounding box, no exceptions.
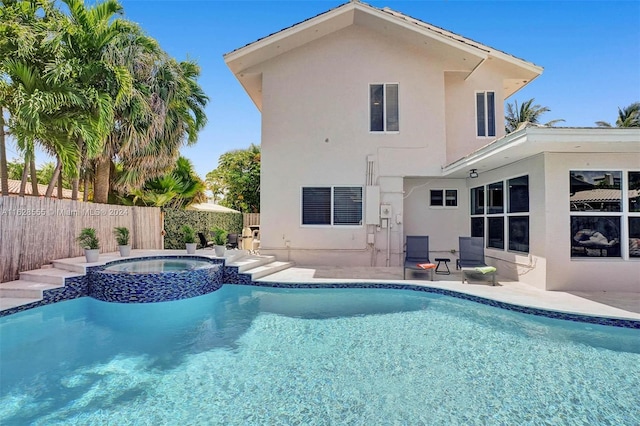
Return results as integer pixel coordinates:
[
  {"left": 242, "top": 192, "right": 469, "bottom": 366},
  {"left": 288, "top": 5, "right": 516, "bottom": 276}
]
[{"left": 224, "top": 0, "right": 640, "bottom": 292}]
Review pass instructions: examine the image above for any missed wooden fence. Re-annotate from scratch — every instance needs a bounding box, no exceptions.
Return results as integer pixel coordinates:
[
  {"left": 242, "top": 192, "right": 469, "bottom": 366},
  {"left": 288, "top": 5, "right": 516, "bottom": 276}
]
[
  {"left": 0, "top": 196, "right": 162, "bottom": 283},
  {"left": 243, "top": 213, "right": 260, "bottom": 228}
]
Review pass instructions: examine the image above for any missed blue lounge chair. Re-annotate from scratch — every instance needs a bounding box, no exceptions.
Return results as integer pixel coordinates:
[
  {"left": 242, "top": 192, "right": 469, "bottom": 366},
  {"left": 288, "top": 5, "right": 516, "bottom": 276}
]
[
  {"left": 403, "top": 236, "right": 433, "bottom": 280},
  {"left": 457, "top": 236, "right": 496, "bottom": 285}
]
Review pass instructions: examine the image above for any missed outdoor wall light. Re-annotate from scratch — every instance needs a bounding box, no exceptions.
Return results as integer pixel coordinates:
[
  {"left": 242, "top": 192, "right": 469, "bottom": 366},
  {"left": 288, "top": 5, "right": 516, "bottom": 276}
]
[{"left": 469, "top": 169, "right": 479, "bottom": 178}]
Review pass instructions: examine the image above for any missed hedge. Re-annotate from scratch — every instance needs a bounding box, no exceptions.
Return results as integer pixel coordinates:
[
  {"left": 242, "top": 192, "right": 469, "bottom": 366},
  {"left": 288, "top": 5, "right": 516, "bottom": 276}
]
[{"left": 163, "top": 208, "right": 243, "bottom": 249}]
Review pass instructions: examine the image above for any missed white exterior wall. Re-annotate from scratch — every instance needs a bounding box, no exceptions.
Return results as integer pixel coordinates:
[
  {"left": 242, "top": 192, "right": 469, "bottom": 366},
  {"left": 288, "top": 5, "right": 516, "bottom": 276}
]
[
  {"left": 444, "top": 61, "right": 507, "bottom": 164},
  {"left": 465, "top": 155, "right": 548, "bottom": 289},
  {"left": 259, "top": 25, "right": 504, "bottom": 266},
  {"left": 403, "top": 177, "right": 469, "bottom": 263},
  {"left": 544, "top": 152, "right": 640, "bottom": 292}
]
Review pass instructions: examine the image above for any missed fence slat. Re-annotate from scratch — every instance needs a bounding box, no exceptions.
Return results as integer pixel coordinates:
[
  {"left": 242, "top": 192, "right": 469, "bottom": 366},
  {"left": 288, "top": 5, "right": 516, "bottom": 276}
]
[
  {"left": 243, "top": 213, "right": 260, "bottom": 228},
  {"left": 0, "top": 196, "right": 162, "bottom": 282}
]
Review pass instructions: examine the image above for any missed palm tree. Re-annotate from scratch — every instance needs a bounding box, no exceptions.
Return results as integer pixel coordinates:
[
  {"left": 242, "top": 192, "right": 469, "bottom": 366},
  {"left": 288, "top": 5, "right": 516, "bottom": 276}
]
[
  {"left": 59, "top": 0, "right": 137, "bottom": 202},
  {"left": 595, "top": 102, "right": 640, "bottom": 128},
  {"left": 112, "top": 58, "right": 208, "bottom": 196},
  {"left": 1, "top": 0, "right": 106, "bottom": 199},
  {"left": 505, "top": 99, "right": 564, "bottom": 134},
  {"left": 119, "top": 156, "right": 206, "bottom": 208}
]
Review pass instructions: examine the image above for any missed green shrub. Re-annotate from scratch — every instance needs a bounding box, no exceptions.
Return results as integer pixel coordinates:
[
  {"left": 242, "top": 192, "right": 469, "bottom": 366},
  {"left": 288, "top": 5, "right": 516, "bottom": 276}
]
[
  {"left": 182, "top": 225, "right": 196, "bottom": 244},
  {"left": 113, "top": 226, "right": 130, "bottom": 246},
  {"left": 77, "top": 228, "right": 100, "bottom": 250},
  {"left": 212, "top": 227, "right": 228, "bottom": 245}
]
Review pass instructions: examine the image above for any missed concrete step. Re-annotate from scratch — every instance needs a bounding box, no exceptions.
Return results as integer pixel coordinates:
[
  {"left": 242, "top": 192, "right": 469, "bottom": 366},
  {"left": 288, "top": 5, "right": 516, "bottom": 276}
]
[
  {"left": 20, "top": 268, "right": 83, "bottom": 285},
  {"left": 228, "top": 255, "right": 276, "bottom": 273},
  {"left": 0, "top": 279, "right": 63, "bottom": 299},
  {"left": 245, "top": 261, "right": 294, "bottom": 280},
  {"left": 0, "top": 296, "right": 41, "bottom": 311},
  {"left": 52, "top": 258, "right": 91, "bottom": 274}
]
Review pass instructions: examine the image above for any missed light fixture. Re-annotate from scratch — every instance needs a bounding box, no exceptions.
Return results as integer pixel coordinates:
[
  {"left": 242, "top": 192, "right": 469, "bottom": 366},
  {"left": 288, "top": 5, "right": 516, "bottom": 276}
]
[{"left": 469, "top": 169, "right": 478, "bottom": 178}]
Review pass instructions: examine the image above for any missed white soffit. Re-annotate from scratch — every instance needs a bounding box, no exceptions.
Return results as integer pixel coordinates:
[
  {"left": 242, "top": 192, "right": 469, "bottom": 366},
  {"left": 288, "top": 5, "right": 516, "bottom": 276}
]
[{"left": 442, "top": 128, "right": 640, "bottom": 178}]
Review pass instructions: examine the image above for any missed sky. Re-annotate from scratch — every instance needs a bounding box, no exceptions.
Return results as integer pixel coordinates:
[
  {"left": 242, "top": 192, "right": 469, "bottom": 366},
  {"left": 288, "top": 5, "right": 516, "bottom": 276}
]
[{"left": 7, "top": 0, "right": 640, "bottom": 181}]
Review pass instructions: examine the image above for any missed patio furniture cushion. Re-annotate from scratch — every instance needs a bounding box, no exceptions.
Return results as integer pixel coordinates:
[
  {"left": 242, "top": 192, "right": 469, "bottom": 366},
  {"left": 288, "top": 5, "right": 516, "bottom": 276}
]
[
  {"left": 474, "top": 266, "right": 496, "bottom": 274},
  {"left": 417, "top": 263, "right": 436, "bottom": 269}
]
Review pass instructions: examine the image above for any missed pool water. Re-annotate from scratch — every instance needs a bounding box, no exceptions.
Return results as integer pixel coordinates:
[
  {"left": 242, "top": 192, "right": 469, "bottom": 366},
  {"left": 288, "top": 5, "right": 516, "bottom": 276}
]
[
  {"left": 102, "top": 258, "right": 213, "bottom": 273},
  {"left": 1, "top": 286, "right": 639, "bottom": 425}
]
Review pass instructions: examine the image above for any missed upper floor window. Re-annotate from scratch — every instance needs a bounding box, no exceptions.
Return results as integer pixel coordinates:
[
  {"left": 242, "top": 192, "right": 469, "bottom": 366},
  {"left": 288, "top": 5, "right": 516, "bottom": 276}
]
[
  {"left": 302, "top": 186, "right": 363, "bottom": 226},
  {"left": 370, "top": 84, "right": 399, "bottom": 132},
  {"left": 476, "top": 91, "right": 495, "bottom": 137}
]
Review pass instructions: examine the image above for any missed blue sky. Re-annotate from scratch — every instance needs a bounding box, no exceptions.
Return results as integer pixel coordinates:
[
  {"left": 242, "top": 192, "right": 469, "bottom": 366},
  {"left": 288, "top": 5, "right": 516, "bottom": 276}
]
[{"left": 9, "top": 0, "right": 640, "bottom": 180}]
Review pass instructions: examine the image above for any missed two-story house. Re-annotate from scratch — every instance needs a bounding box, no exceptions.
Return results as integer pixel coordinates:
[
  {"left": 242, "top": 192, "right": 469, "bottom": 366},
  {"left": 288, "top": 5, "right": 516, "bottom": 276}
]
[{"left": 225, "top": 1, "right": 640, "bottom": 292}]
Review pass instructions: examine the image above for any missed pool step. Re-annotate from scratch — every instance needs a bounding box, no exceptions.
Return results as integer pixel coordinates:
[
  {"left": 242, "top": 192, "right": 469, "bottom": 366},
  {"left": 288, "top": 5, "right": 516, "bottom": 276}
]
[
  {"left": 0, "top": 279, "right": 62, "bottom": 300},
  {"left": 244, "top": 261, "right": 294, "bottom": 280},
  {"left": 20, "top": 267, "right": 83, "bottom": 285},
  {"left": 228, "top": 255, "right": 277, "bottom": 273},
  {"left": 0, "top": 296, "right": 41, "bottom": 311}
]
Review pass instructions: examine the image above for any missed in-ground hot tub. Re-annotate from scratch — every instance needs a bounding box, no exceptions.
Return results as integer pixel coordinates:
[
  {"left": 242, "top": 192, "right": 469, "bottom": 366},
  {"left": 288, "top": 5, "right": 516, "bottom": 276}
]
[{"left": 90, "top": 256, "right": 223, "bottom": 303}]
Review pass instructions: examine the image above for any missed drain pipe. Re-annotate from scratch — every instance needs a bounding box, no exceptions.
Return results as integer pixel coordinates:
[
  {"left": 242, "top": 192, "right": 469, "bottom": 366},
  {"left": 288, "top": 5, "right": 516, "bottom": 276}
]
[{"left": 386, "top": 222, "right": 391, "bottom": 267}]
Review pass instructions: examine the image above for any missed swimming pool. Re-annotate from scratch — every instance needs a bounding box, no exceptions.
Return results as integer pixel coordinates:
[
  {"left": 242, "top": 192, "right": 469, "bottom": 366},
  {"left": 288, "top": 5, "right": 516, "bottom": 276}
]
[{"left": 1, "top": 285, "right": 639, "bottom": 424}]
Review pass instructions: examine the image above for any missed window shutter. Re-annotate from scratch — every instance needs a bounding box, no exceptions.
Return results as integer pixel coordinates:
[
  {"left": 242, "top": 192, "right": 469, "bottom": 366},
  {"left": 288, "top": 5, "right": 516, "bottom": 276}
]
[
  {"left": 302, "top": 187, "right": 331, "bottom": 225},
  {"left": 333, "top": 187, "right": 363, "bottom": 225},
  {"left": 386, "top": 84, "right": 399, "bottom": 131}
]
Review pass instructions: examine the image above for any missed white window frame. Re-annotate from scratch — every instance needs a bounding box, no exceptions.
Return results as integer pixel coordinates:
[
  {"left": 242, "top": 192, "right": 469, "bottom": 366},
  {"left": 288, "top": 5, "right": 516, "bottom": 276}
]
[
  {"left": 470, "top": 175, "right": 530, "bottom": 253},
  {"left": 369, "top": 83, "right": 399, "bottom": 133},
  {"left": 570, "top": 169, "right": 639, "bottom": 260},
  {"left": 429, "top": 189, "right": 458, "bottom": 208},
  {"left": 475, "top": 90, "right": 496, "bottom": 138},
  {"left": 301, "top": 186, "right": 364, "bottom": 227}
]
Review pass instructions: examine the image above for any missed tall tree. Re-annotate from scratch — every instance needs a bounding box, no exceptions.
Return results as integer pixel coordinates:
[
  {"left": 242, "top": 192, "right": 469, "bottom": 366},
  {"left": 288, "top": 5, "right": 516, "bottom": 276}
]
[
  {"left": 206, "top": 144, "right": 260, "bottom": 213},
  {"left": 505, "top": 99, "right": 564, "bottom": 134},
  {"left": 1, "top": 0, "right": 106, "bottom": 199},
  {"left": 113, "top": 58, "right": 208, "bottom": 196},
  {"left": 59, "top": 0, "right": 134, "bottom": 202},
  {"left": 595, "top": 102, "right": 640, "bottom": 128}
]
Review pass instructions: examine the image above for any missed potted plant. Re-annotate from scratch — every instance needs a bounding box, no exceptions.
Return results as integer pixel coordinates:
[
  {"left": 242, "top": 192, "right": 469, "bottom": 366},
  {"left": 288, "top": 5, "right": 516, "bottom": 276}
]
[
  {"left": 77, "top": 228, "right": 100, "bottom": 263},
  {"left": 212, "top": 227, "right": 228, "bottom": 257},
  {"left": 182, "top": 225, "right": 197, "bottom": 254},
  {"left": 113, "top": 226, "right": 131, "bottom": 257}
]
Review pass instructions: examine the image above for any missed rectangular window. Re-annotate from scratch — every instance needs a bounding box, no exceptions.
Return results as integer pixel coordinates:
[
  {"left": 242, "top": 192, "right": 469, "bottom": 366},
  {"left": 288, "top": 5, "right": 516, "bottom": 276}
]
[
  {"left": 302, "top": 186, "right": 362, "bottom": 226},
  {"left": 476, "top": 91, "right": 496, "bottom": 137},
  {"left": 370, "top": 84, "right": 399, "bottom": 132},
  {"left": 508, "top": 217, "right": 529, "bottom": 252},
  {"left": 570, "top": 171, "right": 621, "bottom": 212},
  {"left": 629, "top": 217, "right": 640, "bottom": 258},
  {"left": 571, "top": 216, "right": 621, "bottom": 258},
  {"left": 487, "top": 217, "right": 504, "bottom": 249},
  {"left": 302, "top": 187, "right": 331, "bottom": 225},
  {"left": 471, "top": 217, "right": 484, "bottom": 238},
  {"left": 487, "top": 181, "right": 504, "bottom": 214},
  {"left": 470, "top": 186, "right": 484, "bottom": 215},
  {"left": 629, "top": 171, "right": 640, "bottom": 213},
  {"left": 471, "top": 176, "right": 529, "bottom": 253},
  {"left": 430, "top": 189, "right": 457, "bottom": 207},
  {"left": 508, "top": 176, "right": 529, "bottom": 213},
  {"left": 333, "top": 187, "right": 363, "bottom": 226}
]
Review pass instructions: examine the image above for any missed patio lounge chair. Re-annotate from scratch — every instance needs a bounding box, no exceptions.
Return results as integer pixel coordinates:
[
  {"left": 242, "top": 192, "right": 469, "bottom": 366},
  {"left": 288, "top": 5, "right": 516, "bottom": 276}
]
[
  {"left": 457, "top": 236, "right": 496, "bottom": 285},
  {"left": 198, "top": 232, "right": 214, "bottom": 249},
  {"left": 403, "top": 236, "right": 433, "bottom": 280}
]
